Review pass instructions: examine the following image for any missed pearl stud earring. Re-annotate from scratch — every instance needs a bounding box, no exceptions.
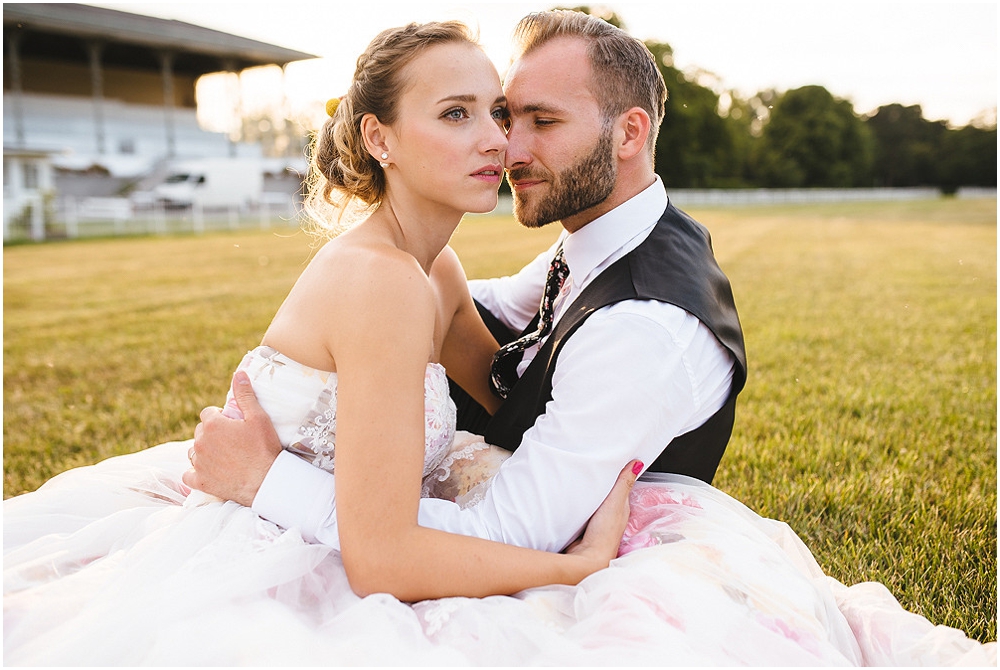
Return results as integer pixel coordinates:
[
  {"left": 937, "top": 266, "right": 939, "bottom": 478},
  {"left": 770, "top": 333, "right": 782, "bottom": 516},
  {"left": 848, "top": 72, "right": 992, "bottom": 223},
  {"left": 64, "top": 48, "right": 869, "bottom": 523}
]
[{"left": 379, "top": 152, "right": 389, "bottom": 168}]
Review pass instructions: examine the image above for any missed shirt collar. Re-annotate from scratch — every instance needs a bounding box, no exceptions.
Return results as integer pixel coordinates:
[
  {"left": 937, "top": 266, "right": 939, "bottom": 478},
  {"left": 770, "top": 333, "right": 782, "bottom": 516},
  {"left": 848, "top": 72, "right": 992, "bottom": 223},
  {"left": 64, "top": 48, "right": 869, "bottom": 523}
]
[{"left": 560, "top": 176, "right": 668, "bottom": 287}]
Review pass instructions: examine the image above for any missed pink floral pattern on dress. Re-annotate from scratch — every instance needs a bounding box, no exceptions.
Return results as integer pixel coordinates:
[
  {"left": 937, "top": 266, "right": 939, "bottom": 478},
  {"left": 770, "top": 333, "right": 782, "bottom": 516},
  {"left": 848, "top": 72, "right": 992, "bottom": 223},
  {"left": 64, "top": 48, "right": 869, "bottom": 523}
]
[{"left": 618, "top": 483, "right": 703, "bottom": 557}]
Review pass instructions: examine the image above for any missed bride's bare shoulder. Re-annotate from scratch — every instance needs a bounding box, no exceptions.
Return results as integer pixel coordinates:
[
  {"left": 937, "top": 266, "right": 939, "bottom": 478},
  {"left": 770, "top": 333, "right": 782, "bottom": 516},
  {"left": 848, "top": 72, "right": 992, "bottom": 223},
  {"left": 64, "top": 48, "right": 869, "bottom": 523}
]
[
  {"left": 309, "top": 230, "right": 425, "bottom": 286},
  {"left": 429, "top": 244, "right": 470, "bottom": 290},
  {"left": 308, "top": 233, "right": 432, "bottom": 309}
]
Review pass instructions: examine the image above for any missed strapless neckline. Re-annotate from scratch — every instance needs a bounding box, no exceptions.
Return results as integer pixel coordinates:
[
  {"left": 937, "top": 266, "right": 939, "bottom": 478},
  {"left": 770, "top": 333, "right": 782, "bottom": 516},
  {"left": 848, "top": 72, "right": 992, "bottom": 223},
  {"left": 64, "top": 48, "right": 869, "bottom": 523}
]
[
  {"left": 232, "top": 346, "right": 456, "bottom": 477},
  {"left": 250, "top": 345, "right": 446, "bottom": 381}
]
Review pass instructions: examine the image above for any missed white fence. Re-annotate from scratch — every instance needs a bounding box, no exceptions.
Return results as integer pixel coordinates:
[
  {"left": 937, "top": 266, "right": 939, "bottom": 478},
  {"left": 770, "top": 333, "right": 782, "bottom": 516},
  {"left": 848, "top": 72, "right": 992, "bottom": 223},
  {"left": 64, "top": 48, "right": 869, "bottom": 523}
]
[
  {"left": 4, "top": 193, "right": 302, "bottom": 242},
  {"left": 5, "top": 188, "right": 996, "bottom": 242},
  {"left": 955, "top": 187, "right": 997, "bottom": 200},
  {"left": 666, "top": 187, "right": 958, "bottom": 208}
]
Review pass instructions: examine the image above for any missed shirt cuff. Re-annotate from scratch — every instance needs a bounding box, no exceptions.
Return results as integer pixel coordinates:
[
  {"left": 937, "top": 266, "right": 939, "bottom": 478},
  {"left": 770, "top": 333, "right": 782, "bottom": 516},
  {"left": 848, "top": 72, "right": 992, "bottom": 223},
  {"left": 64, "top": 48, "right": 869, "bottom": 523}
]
[{"left": 251, "top": 450, "right": 340, "bottom": 548}]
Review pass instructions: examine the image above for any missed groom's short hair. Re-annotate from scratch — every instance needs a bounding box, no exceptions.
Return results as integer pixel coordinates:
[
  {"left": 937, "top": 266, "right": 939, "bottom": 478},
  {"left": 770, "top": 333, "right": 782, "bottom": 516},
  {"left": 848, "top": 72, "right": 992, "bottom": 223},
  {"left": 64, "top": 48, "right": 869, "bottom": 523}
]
[{"left": 512, "top": 10, "right": 667, "bottom": 155}]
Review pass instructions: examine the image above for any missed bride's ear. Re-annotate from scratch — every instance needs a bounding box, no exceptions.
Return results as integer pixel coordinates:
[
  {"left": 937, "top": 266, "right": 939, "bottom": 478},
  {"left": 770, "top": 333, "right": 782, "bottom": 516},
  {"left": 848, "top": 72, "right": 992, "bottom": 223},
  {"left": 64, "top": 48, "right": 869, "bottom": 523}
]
[{"left": 360, "top": 113, "right": 391, "bottom": 164}]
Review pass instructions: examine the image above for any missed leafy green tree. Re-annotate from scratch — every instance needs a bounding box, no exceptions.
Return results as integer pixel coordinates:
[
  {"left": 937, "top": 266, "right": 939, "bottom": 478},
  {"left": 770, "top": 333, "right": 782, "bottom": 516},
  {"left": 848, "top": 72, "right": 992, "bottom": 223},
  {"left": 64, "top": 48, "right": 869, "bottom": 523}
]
[
  {"left": 756, "top": 85, "right": 873, "bottom": 187},
  {"left": 866, "top": 104, "right": 947, "bottom": 187},
  {"left": 717, "top": 90, "right": 776, "bottom": 187},
  {"left": 647, "top": 42, "right": 746, "bottom": 187},
  {"left": 939, "top": 124, "right": 998, "bottom": 192},
  {"left": 866, "top": 104, "right": 997, "bottom": 190}
]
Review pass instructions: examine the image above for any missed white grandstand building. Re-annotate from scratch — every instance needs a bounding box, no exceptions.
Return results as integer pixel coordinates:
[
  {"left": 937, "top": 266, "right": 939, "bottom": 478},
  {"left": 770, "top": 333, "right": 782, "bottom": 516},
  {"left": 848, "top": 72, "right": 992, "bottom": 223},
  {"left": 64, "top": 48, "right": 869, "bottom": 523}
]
[{"left": 3, "top": 3, "right": 317, "bottom": 239}]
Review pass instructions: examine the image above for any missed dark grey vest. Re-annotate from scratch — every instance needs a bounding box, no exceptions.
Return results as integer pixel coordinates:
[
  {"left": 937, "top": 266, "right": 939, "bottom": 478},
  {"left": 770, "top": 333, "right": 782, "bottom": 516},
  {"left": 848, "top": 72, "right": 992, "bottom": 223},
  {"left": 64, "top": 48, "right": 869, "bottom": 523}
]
[{"left": 484, "top": 203, "right": 747, "bottom": 484}]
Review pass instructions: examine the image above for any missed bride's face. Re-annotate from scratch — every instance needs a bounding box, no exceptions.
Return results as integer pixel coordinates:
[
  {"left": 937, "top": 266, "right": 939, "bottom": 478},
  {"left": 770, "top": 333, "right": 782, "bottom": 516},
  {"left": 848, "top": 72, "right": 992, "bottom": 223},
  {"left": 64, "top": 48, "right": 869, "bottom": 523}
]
[{"left": 382, "top": 42, "right": 508, "bottom": 215}]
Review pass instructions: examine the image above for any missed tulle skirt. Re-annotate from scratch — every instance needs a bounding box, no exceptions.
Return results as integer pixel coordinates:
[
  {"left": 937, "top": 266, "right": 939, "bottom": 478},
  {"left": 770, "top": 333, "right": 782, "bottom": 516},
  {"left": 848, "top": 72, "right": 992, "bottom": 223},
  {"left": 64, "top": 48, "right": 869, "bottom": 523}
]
[{"left": 4, "top": 441, "right": 994, "bottom": 666}]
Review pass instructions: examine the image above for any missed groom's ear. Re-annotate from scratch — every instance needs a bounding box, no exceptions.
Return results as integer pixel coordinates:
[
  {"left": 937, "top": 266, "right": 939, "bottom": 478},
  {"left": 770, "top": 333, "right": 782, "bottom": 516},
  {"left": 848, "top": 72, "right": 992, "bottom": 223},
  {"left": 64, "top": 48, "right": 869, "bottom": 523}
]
[
  {"left": 360, "top": 113, "right": 391, "bottom": 162},
  {"left": 614, "top": 107, "right": 652, "bottom": 161}
]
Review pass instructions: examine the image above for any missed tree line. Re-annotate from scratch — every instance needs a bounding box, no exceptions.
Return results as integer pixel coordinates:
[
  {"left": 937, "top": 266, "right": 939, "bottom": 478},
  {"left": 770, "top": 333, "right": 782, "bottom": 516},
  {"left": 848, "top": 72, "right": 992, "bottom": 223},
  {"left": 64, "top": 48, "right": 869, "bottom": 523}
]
[{"left": 572, "top": 6, "right": 997, "bottom": 191}]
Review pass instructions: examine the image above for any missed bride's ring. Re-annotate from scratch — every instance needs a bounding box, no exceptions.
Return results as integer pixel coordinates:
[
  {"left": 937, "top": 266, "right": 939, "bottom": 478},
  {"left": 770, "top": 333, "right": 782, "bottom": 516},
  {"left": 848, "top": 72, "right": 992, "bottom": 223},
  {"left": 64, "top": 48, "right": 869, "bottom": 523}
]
[{"left": 188, "top": 447, "right": 196, "bottom": 465}]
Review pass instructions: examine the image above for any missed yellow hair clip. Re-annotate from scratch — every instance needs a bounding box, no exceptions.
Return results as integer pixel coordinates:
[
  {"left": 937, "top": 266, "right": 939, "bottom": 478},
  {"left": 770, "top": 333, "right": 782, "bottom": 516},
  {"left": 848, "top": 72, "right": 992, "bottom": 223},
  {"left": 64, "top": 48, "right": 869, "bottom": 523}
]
[{"left": 326, "top": 97, "right": 341, "bottom": 117}]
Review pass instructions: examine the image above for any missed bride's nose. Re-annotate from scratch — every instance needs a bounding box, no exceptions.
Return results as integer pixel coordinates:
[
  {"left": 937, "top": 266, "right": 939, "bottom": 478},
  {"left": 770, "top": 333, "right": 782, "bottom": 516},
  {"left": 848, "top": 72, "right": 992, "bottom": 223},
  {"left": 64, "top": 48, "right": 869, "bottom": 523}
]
[{"left": 481, "top": 118, "right": 509, "bottom": 155}]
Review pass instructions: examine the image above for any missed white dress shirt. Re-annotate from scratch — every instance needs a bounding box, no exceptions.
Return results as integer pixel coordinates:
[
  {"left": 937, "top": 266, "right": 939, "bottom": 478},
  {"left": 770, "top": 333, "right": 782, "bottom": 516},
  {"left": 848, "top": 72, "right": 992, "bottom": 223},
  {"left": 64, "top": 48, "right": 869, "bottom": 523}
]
[{"left": 252, "top": 177, "right": 736, "bottom": 552}]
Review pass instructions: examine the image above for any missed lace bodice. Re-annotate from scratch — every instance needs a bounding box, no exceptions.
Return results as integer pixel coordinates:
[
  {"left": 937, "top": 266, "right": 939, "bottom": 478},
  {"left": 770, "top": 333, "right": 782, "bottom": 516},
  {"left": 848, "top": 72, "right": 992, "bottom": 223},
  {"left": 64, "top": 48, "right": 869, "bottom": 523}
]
[{"left": 228, "top": 346, "right": 457, "bottom": 478}]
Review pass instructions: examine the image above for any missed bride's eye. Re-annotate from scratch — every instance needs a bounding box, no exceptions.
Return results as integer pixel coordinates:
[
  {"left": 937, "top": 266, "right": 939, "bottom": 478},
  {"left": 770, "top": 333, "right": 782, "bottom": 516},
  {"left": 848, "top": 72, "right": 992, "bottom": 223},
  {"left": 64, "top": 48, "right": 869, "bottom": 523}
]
[
  {"left": 443, "top": 107, "right": 470, "bottom": 121},
  {"left": 492, "top": 107, "right": 511, "bottom": 131}
]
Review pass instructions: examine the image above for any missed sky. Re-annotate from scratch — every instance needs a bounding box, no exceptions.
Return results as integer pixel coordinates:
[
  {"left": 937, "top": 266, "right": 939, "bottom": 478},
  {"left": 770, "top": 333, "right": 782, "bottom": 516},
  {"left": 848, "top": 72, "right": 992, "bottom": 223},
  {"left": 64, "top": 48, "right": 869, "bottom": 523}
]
[{"left": 91, "top": 1, "right": 998, "bottom": 128}]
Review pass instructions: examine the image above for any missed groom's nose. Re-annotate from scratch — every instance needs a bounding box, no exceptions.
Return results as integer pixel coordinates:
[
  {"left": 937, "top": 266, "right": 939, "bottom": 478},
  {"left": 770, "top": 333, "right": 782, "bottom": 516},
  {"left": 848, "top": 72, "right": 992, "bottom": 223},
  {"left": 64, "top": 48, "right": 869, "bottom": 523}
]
[{"left": 503, "top": 119, "right": 532, "bottom": 170}]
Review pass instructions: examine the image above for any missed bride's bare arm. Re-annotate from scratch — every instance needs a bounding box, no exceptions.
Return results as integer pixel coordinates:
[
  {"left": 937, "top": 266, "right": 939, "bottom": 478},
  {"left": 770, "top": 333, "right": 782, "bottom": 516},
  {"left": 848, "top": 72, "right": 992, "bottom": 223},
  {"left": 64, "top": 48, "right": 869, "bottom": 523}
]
[
  {"left": 434, "top": 246, "right": 502, "bottom": 415},
  {"left": 331, "top": 252, "right": 633, "bottom": 601}
]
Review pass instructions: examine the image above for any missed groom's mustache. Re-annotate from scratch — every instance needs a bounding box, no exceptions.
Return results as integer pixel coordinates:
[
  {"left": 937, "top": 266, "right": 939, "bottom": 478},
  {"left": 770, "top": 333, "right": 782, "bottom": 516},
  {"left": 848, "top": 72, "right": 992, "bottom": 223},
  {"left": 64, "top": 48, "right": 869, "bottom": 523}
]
[{"left": 507, "top": 167, "right": 551, "bottom": 183}]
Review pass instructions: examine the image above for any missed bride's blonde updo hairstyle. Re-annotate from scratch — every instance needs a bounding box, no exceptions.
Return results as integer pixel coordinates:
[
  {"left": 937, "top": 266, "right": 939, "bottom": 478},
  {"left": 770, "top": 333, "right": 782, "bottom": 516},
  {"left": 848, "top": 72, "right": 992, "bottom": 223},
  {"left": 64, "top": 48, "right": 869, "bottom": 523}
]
[{"left": 306, "top": 21, "right": 478, "bottom": 235}]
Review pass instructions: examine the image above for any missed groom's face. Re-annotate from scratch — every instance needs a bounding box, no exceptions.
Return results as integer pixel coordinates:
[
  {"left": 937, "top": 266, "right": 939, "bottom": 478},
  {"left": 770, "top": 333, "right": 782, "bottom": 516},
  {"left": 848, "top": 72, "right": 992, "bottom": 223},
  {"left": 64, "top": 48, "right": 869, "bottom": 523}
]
[{"left": 503, "top": 36, "right": 617, "bottom": 233}]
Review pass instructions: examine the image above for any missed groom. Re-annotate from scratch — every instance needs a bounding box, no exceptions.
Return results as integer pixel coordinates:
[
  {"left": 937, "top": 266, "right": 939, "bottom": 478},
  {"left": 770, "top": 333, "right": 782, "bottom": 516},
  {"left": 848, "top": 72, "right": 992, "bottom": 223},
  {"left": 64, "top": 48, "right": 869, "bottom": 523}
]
[{"left": 187, "top": 10, "right": 746, "bottom": 553}]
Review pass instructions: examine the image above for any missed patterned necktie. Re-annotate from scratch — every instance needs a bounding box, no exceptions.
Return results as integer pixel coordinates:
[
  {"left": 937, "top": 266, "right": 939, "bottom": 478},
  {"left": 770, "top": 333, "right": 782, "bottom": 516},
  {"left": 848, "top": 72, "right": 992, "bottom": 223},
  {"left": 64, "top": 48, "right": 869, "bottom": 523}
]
[{"left": 489, "top": 245, "right": 570, "bottom": 399}]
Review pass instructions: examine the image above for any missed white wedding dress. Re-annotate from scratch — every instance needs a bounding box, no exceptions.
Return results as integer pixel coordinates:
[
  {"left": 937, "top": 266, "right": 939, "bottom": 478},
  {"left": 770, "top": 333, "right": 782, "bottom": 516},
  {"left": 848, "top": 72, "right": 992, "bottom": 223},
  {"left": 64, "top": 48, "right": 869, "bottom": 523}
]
[{"left": 4, "top": 347, "right": 994, "bottom": 665}]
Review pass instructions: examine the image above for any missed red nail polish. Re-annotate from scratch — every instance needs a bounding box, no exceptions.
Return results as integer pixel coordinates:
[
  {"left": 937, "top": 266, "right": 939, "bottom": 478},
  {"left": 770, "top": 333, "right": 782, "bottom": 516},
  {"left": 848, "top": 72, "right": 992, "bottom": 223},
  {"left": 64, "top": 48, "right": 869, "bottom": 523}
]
[{"left": 632, "top": 461, "right": 644, "bottom": 475}]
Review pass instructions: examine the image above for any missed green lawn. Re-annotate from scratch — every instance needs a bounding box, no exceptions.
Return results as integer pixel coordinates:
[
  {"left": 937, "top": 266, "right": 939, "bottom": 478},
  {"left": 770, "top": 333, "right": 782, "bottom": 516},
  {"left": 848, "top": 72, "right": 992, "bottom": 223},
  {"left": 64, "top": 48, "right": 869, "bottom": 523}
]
[{"left": 4, "top": 197, "right": 996, "bottom": 642}]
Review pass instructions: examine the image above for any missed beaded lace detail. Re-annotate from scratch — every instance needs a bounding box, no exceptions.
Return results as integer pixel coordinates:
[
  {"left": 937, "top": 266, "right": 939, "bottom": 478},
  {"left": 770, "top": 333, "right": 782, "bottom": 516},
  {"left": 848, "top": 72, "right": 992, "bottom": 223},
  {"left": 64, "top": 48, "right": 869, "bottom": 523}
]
[{"left": 235, "top": 346, "right": 456, "bottom": 477}]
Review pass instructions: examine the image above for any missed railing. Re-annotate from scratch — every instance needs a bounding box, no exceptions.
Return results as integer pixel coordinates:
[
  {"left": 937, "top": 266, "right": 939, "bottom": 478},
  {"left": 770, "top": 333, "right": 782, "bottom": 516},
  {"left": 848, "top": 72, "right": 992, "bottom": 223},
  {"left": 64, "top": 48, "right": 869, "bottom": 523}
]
[
  {"left": 666, "top": 187, "right": 955, "bottom": 207},
  {"left": 5, "top": 187, "right": 995, "bottom": 242},
  {"left": 4, "top": 193, "right": 302, "bottom": 242}
]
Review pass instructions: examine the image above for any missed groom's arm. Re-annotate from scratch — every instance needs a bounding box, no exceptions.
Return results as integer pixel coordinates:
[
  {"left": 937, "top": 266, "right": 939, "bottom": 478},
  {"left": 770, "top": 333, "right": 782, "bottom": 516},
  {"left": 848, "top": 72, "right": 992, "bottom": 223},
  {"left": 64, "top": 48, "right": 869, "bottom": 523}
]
[
  {"left": 248, "top": 301, "right": 734, "bottom": 551},
  {"left": 415, "top": 302, "right": 735, "bottom": 551}
]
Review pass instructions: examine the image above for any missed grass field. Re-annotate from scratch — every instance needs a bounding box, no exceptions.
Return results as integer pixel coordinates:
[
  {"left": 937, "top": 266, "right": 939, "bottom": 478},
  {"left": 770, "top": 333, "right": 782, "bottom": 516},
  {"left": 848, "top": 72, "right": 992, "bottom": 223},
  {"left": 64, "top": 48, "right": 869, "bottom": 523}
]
[{"left": 4, "top": 197, "right": 996, "bottom": 642}]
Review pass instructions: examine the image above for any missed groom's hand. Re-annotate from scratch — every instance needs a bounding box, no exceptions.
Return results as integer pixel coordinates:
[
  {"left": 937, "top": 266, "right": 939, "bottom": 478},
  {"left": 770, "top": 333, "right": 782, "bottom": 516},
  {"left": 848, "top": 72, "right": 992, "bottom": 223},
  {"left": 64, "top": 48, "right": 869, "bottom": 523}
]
[{"left": 182, "top": 371, "right": 282, "bottom": 507}]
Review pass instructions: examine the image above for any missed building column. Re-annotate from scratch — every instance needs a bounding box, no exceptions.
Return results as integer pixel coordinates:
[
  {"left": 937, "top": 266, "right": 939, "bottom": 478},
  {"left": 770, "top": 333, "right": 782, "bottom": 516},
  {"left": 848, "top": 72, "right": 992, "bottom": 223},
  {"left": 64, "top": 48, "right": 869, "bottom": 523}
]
[
  {"left": 7, "top": 33, "right": 26, "bottom": 148},
  {"left": 86, "top": 41, "right": 106, "bottom": 154},
  {"left": 280, "top": 63, "right": 292, "bottom": 158},
  {"left": 222, "top": 59, "right": 239, "bottom": 158},
  {"left": 3, "top": 157, "right": 24, "bottom": 241},
  {"left": 159, "top": 51, "right": 176, "bottom": 158}
]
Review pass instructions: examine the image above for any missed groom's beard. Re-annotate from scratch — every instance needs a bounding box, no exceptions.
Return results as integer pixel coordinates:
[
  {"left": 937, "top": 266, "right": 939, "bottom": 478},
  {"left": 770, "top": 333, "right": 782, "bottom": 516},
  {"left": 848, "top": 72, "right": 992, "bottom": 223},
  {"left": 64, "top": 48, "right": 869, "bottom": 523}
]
[{"left": 508, "top": 128, "right": 617, "bottom": 229}]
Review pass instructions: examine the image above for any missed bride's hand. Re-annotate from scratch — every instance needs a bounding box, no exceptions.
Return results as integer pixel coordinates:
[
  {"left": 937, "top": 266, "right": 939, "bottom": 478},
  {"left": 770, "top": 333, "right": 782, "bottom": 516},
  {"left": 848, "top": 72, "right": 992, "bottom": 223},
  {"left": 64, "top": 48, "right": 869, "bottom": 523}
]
[{"left": 564, "top": 460, "right": 642, "bottom": 568}]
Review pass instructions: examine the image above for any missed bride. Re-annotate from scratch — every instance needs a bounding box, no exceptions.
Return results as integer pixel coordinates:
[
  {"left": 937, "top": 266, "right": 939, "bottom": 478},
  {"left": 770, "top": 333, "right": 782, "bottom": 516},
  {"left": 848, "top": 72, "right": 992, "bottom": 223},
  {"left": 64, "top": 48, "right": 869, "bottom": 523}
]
[{"left": 4, "top": 17, "right": 995, "bottom": 667}]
